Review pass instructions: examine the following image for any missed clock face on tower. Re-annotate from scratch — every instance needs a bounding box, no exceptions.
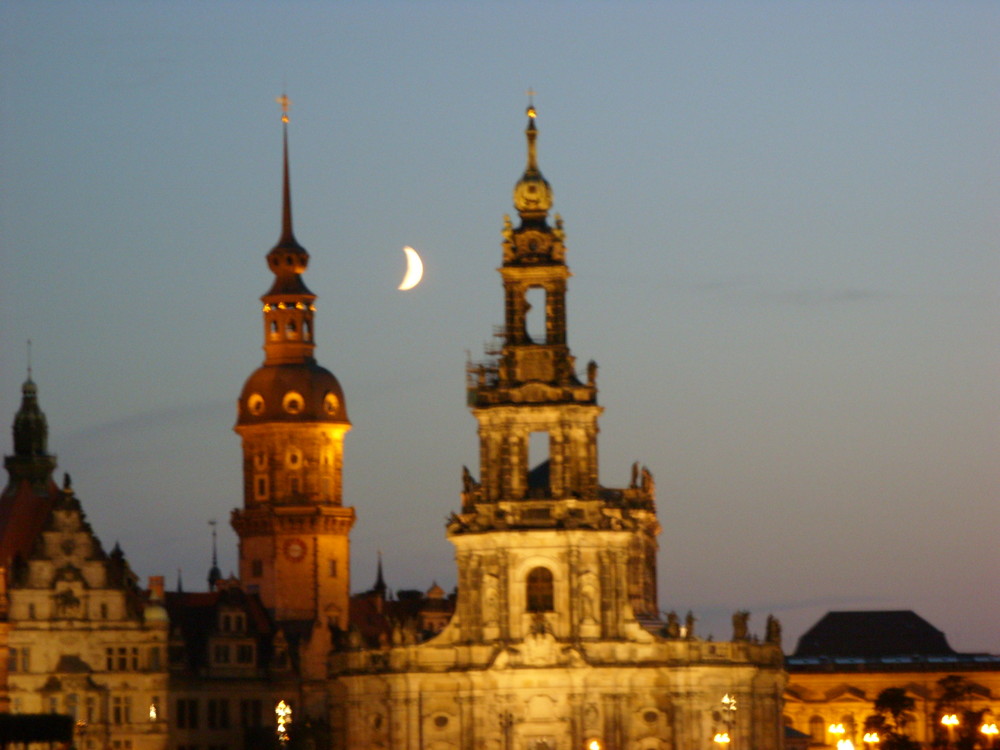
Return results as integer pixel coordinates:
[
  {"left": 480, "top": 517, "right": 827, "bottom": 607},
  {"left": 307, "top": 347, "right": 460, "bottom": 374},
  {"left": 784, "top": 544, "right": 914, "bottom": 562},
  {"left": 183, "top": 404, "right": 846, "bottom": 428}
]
[{"left": 283, "top": 538, "right": 307, "bottom": 562}]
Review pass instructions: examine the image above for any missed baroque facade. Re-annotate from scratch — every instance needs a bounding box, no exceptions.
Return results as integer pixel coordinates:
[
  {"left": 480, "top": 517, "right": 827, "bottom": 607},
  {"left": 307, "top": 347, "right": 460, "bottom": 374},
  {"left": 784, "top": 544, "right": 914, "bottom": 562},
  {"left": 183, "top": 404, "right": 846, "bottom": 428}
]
[
  {"left": 0, "top": 377, "right": 169, "bottom": 750},
  {"left": 327, "top": 104, "right": 787, "bottom": 750}
]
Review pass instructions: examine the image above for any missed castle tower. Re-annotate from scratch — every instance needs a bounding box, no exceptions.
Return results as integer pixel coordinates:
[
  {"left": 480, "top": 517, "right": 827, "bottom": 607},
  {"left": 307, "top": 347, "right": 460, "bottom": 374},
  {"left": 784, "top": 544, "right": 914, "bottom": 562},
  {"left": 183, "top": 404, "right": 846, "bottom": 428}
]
[
  {"left": 452, "top": 102, "right": 661, "bottom": 643},
  {"left": 1, "top": 375, "right": 59, "bottom": 564},
  {"left": 231, "top": 104, "right": 354, "bottom": 626}
]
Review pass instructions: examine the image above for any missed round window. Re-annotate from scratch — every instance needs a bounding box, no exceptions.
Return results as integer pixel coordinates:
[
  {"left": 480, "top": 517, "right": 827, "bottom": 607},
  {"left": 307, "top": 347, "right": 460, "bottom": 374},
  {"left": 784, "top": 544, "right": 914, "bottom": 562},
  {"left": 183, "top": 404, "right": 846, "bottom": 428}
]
[
  {"left": 283, "top": 391, "right": 304, "bottom": 414},
  {"left": 247, "top": 393, "right": 265, "bottom": 415},
  {"left": 323, "top": 392, "right": 340, "bottom": 415}
]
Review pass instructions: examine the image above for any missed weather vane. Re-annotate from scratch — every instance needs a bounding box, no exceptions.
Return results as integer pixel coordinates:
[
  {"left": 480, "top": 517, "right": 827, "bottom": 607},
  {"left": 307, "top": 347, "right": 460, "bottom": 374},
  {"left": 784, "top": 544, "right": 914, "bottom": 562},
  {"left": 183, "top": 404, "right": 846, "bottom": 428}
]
[{"left": 276, "top": 93, "right": 291, "bottom": 124}]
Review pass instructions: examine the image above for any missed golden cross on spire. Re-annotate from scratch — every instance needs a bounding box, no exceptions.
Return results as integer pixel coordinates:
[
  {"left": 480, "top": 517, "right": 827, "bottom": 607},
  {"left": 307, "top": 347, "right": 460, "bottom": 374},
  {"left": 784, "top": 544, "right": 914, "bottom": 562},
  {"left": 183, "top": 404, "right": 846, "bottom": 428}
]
[
  {"left": 276, "top": 93, "right": 291, "bottom": 123},
  {"left": 526, "top": 88, "right": 537, "bottom": 119}
]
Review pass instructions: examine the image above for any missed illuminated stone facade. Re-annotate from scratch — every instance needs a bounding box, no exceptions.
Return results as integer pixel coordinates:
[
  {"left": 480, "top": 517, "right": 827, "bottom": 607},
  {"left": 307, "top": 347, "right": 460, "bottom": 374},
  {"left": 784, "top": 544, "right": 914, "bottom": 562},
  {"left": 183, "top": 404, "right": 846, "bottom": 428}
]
[
  {"left": 328, "top": 107, "right": 787, "bottom": 750},
  {"left": 0, "top": 379, "right": 169, "bottom": 750},
  {"left": 783, "top": 612, "right": 1000, "bottom": 748}
]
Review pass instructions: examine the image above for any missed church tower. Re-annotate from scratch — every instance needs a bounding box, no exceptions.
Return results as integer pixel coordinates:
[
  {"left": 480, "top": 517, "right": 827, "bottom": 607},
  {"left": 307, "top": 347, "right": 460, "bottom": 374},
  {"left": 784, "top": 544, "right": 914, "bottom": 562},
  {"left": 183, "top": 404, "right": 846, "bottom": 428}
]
[
  {"left": 329, "top": 106, "right": 786, "bottom": 750},
  {"left": 231, "top": 103, "right": 354, "bottom": 626},
  {"left": 452, "top": 102, "right": 661, "bottom": 643}
]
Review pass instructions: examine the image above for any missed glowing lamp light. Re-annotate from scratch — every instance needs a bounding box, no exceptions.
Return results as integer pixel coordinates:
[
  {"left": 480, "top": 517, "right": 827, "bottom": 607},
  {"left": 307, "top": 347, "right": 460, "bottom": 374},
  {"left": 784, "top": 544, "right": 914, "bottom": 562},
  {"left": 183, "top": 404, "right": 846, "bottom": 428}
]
[
  {"left": 714, "top": 733, "right": 731, "bottom": 745},
  {"left": 837, "top": 740, "right": 855, "bottom": 750},
  {"left": 276, "top": 699, "right": 292, "bottom": 744},
  {"left": 981, "top": 723, "right": 999, "bottom": 741},
  {"left": 863, "top": 733, "right": 880, "bottom": 744},
  {"left": 149, "top": 702, "right": 157, "bottom": 720},
  {"left": 587, "top": 741, "right": 602, "bottom": 750},
  {"left": 942, "top": 715, "right": 960, "bottom": 727}
]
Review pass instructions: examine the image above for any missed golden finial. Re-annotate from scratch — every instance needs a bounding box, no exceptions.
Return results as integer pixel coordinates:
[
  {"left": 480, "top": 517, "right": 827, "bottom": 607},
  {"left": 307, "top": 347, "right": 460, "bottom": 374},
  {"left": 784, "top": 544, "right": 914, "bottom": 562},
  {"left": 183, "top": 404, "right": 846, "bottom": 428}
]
[
  {"left": 276, "top": 93, "right": 291, "bottom": 124},
  {"left": 526, "top": 88, "right": 537, "bottom": 119}
]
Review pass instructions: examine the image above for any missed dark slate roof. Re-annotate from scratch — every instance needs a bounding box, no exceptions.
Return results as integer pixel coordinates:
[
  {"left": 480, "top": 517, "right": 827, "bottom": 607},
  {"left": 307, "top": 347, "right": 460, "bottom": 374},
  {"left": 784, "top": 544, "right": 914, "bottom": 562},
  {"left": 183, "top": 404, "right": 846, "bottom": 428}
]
[{"left": 793, "top": 610, "right": 955, "bottom": 658}]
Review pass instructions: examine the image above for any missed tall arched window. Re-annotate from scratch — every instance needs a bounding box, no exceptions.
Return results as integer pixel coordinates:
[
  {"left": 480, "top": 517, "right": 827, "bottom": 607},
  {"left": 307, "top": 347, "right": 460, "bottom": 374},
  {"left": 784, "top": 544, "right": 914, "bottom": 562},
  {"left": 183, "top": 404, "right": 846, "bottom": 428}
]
[
  {"left": 526, "top": 567, "right": 554, "bottom": 612},
  {"left": 809, "top": 716, "right": 825, "bottom": 743}
]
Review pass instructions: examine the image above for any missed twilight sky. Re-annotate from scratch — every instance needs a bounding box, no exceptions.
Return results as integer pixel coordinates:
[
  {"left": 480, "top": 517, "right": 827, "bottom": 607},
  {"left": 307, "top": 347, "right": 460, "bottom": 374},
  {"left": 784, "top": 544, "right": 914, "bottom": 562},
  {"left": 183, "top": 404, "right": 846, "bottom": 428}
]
[{"left": 1, "top": 1, "right": 997, "bottom": 653}]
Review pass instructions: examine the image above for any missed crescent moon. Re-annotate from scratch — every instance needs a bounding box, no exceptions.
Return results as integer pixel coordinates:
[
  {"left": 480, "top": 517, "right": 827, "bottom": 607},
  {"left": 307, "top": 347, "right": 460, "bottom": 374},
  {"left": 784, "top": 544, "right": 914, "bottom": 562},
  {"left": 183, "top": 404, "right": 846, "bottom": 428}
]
[{"left": 398, "top": 245, "right": 424, "bottom": 290}]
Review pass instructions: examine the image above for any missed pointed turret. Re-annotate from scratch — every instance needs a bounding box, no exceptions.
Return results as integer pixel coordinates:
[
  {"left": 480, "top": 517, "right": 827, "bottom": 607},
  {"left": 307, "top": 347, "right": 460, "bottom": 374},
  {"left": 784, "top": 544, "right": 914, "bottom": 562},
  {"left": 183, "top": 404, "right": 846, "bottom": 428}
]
[
  {"left": 207, "top": 521, "right": 221, "bottom": 591},
  {"left": 373, "top": 552, "right": 387, "bottom": 598},
  {"left": 4, "top": 376, "right": 57, "bottom": 489},
  {"left": 1, "top": 376, "right": 60, "bottom": 566}
]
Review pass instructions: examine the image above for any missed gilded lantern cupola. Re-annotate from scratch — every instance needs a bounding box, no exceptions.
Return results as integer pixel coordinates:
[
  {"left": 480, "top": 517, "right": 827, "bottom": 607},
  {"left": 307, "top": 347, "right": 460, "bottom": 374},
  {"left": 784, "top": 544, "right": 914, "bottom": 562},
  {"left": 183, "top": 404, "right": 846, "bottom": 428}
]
[{"left": 512, "top": 101, "right": 553, "bottom": 222}]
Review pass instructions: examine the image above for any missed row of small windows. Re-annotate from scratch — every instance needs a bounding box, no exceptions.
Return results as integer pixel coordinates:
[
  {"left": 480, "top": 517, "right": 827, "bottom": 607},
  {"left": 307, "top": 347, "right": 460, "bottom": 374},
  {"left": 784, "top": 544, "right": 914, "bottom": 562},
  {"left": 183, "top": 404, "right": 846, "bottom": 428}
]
[
  {"left": 268, "top": 318, "right": 312, "bottom": 336},
  {"left": 247, "top": 558, "right": 338, "bottom": 578},
  {"left": 29, "top": 694, "right": 153, "bottom": 726},
  {"left": 8, "top": 646, "right": 161, "bottom": 673},
  {"left": 246, "top": 391, "right": 339, "bottom": 417},
  {"left": 253, "top": 474, "right": 336, "bottom": 501},
  {"left": 253, "top": 448, "right": 335, "bottom": 471},
  {"left": 21, "top": 602, "right": 113, "bottom": 619},
  {"left": 176, "top": 698, "right": 266, "bottom": 729},
  {"left": 211, "top": 642, "right": 255, "bottom": 665}
]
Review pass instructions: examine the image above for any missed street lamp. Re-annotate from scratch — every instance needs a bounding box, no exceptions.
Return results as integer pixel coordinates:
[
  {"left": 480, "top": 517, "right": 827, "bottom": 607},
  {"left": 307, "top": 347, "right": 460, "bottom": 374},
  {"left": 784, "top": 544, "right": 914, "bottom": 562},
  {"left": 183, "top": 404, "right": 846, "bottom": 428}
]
[
  {"left": 586, "top": 741, "right": 602, "bottom": 750},
  {"left": 942, "top": 713, "right": 960, "bottom": 747},
  {"left": 276, "top": 700, "right": 292, "bottom": 745},
  {"left": 830, "top": 723, "right": 846, "bottom": 746},
  {"left": 980, "top": 722, "right": 998, "bottom": 749},
  {"left": 720, "top": 694, "right": 737, "bottom": 749},
  {"left": 863, "top": 732, "right": 880, "bottom": 750}
]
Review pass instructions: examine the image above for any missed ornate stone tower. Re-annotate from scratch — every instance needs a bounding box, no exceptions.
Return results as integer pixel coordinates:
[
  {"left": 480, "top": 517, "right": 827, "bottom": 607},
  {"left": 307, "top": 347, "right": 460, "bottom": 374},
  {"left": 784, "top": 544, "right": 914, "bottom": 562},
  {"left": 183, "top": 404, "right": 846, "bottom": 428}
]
[
  {"left": 452, "top": 101, "right": 661, "bottom": 643},
  {"left": 231, "top": 106, "right": 354, "bottom": 626},
  {"left": 329, "top": 106, "right": 786, "bottom": 750}
]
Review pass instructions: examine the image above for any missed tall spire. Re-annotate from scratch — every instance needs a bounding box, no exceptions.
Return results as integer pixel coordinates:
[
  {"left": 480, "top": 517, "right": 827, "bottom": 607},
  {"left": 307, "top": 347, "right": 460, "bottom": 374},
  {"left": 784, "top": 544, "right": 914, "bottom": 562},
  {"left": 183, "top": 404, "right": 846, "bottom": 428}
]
[
  {"left": 278, "top": 93, "right": 295, "bottom": 247},
  {"left": 207, "top": 519, "right": 221, "bottom": 591},
  {"left": 373, "top": 551, "right": 387, "bottom": 596}
]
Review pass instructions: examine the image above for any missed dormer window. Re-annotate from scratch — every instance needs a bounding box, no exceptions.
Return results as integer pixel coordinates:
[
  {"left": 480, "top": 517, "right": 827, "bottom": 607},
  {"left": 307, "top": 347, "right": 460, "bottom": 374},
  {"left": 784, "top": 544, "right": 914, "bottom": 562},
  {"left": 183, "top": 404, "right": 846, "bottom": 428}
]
[{"left": 220, "top": 612, "right": 246, "bottom": 633}]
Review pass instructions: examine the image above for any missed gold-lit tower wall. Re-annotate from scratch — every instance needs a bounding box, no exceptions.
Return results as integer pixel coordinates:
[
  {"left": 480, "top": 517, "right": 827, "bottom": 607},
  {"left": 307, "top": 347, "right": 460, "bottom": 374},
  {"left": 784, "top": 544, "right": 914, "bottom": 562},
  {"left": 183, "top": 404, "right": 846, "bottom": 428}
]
[{"left": 231, "top": 115, "right": 354, "bottom": 627}]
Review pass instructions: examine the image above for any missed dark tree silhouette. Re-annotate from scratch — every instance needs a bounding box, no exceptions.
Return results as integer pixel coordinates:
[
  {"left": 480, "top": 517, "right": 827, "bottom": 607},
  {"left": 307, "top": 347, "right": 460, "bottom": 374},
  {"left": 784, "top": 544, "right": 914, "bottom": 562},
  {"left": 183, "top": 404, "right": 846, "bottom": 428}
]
[
  {"left": 865, "top": 688, "right": 919, "bottom": 750},
  {"left": 933, "top": 675, "right": 989, "bottom": 750}
]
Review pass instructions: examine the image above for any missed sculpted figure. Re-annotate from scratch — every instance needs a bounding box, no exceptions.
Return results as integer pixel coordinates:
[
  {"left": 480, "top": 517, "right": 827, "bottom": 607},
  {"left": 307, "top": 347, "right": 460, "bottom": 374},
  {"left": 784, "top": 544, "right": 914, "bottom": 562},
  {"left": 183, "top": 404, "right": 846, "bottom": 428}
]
[
  {"left": 462, "top": 465, "right": 476, "bottom": 493},
  {"left": 766, "top": 614, "right": 782, "bottom": 646},
  {"left": 666, "top": 611, "right": 680, "bottom": 638},
  {"left": 732, "top": 610, "right": 749, "bottom": 641},
  {"left": 640, "top": 466, "right": 655, "bottom": 495}
]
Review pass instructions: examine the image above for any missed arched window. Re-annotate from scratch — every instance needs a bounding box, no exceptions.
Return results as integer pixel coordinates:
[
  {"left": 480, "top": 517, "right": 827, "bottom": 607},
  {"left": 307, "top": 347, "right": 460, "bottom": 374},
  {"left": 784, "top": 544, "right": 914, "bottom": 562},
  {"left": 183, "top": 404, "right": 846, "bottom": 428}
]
[
  {"left": 809, "top": 716, "right": 825, "bottom": 743},
  {"left": 526, "top": 567, "right": 554, "bottom": 612}
]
